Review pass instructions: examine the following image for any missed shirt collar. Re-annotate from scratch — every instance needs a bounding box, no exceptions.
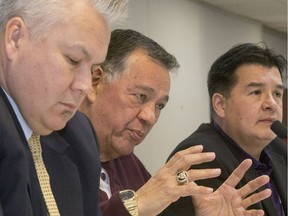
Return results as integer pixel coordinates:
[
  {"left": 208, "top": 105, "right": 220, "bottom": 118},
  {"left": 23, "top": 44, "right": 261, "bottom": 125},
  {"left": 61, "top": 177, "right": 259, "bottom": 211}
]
[{"left": 212, "top": 121, "right": 273, "bottom": 176}]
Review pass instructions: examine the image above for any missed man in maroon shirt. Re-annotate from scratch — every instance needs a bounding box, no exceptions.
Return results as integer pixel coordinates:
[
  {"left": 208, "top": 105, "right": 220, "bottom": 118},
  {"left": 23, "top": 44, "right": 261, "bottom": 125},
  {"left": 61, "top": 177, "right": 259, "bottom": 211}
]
[{"left": 79, "top": 29, "right": 271, "bottom": 216}]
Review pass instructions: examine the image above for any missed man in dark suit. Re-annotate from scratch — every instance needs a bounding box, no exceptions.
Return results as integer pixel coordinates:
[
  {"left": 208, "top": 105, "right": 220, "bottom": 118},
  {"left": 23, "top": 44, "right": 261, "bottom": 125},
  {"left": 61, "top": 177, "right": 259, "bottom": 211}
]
[
  {"left": 0, "top": 0, "right": 128, "bottom": 215},
  {"left": 163, "top": 43, "right": 287, "bottom": 216}
]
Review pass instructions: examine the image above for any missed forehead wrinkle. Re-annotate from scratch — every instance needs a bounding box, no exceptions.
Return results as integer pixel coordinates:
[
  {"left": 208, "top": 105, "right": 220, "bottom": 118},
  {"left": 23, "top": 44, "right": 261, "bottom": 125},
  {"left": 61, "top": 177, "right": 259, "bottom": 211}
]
[{"left": 246, "top": 82, "right": 285, "bottom": 90}]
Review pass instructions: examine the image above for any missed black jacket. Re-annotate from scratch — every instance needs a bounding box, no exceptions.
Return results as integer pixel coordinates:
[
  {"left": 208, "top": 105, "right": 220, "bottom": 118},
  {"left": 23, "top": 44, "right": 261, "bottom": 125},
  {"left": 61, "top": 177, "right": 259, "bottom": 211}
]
[
  {"left": 0, "top": 87, "right": 102, "bottom": 216},
  {"left": 161, "top": 123, "right": 287, "bottom": 216}
]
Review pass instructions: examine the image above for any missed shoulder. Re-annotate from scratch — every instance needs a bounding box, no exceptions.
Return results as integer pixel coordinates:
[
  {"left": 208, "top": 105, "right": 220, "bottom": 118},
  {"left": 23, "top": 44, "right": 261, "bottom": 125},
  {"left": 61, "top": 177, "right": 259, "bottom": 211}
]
[
  {"left": 167, "top": 123, "right": 225, "bottom": 159},
  {"left": 66, "top": 111, "right": 93, "bottom": 130},
  {"left": 60, "top": 111, "right": 96, "bottom": 140},
  {"left": 267, "top": 137, "right": 287, "bottom": 161},
  {"left": 0, "top": 87, "right": 26, "bottom": 146},
  {"left": 58, "top": 111, "right": 99, "bottom": 157},
  {"left": 0, "top": 87, "right": 18, "bottom": 131}
]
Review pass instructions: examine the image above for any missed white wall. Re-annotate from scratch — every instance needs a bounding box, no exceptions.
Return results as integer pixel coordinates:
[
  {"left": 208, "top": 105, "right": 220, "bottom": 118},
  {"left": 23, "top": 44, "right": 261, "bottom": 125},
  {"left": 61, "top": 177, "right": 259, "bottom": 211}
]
[{"left": 114, "top": 0, "right": 287, "bottom": 174}]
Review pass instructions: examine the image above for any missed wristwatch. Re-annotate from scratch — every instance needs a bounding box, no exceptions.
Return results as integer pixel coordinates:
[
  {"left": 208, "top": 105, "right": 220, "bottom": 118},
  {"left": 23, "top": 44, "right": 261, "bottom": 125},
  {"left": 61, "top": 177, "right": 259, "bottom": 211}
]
[{"left": 119, "top": 189, "right": 138, "bottom": 216}]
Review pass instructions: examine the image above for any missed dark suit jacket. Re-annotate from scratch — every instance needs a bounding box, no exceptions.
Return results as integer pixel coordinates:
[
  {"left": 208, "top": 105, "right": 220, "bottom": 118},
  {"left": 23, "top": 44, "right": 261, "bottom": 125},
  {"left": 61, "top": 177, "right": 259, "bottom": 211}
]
[
  {"left": 0, "top": 87, "right": 102, "bottom": 216},
  {"left": 161, "top": 123, "right": 287, "bottom": 216}
]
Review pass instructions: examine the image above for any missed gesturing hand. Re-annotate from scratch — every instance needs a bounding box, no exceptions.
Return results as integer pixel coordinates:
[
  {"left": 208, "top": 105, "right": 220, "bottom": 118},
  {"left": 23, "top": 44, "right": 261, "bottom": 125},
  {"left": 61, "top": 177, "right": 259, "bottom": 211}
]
[
  {"left": 193, "top": 159, "right": 271, "bottom": 216},
  {"left": 137, "top": 145, "right": 221, "bottom": 216}
]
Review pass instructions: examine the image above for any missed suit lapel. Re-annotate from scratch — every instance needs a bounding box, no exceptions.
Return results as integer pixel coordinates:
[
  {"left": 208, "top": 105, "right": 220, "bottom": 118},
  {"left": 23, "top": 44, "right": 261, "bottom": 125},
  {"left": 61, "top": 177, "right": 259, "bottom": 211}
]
[
  {"left": 41, "top": 133, "right": 84, "bottom": 216},
  {"left": 0, "top": 87, "right": 48, "bottom": 215}
]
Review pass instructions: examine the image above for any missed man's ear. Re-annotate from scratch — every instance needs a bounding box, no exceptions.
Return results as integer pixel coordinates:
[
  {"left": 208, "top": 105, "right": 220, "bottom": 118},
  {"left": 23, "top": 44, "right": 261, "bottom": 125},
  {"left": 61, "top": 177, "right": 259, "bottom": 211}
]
[
  {"left": 92, "top": 66, "right": 103, "bottom": 86},
  {"left": 5, "top": 17, "right": 26, "bottom": 60},
  {"left": 86, "top": 67, "right": 104, "bottom": 103},
  {"left": 212, "top": 93, "right": 226, "bottom": 118}
]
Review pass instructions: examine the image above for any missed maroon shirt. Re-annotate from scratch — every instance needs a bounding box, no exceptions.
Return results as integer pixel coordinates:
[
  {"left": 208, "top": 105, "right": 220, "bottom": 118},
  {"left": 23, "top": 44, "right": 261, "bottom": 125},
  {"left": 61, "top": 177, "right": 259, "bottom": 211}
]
[{"left": 100, "top": 153, "right": 151, "bottom": 216}]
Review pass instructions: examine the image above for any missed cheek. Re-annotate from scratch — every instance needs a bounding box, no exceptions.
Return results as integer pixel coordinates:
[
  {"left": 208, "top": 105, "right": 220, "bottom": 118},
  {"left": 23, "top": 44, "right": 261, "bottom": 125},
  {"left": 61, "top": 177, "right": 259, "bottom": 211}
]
[
  {"left": 113, "top": 108, "right": 140, "bottom": 133},
  {"left": 226, "top": 99, "right": 254, "bottom": 117},
  {"left": 277, "top": 108, "right": 283, "bottom": 120},
  {"left": 224, "top": 105, "right": 246, "bottom": 124},
  {"left": 277, "top": 102, "right": 283, "bottom": 113}
]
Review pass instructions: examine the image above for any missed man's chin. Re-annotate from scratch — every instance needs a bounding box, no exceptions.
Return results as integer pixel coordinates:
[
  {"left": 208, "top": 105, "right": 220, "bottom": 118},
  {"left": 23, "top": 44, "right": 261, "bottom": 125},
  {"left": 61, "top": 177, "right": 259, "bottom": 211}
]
[
  {"left": 258, "top": 133, "right": 276, "bottom": 143},
  {"left": 46, "top": 119, "right": 70, "bottom": 134},
  {"left": 121, "top": 146, "right": 135, "bottom": 156}
]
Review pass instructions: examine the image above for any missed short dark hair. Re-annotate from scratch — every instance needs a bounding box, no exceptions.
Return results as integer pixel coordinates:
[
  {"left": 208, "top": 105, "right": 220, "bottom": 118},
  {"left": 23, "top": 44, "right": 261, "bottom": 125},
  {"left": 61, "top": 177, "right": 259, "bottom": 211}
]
[
  {"left": 101, "top": 29, "right": 179, "bottom": 81},
  {"left": 207, "top": 42, "right": 287, "bottom": 117}
]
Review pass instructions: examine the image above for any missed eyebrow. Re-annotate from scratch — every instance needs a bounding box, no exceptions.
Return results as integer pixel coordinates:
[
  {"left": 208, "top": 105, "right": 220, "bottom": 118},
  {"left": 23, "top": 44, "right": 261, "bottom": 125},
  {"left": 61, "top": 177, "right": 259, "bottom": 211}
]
[
  {"left": 135, "top": 85, "right": 169, "bottom": 102},
  {"left": 71, "top": 44, "right": 105, "bottom": 66},
  {"left": 71, "top": 44, "right": 90, "bottom": 59},
  {"left": 247, "top": 82, "right": 285, "bottom": 90}
]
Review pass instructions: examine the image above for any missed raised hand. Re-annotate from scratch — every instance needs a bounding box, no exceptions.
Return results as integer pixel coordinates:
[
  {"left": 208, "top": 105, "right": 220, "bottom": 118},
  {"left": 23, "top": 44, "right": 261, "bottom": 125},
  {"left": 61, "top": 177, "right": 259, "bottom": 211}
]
[
  {"left": 136, "top": 145, "right": 221, "bottom": 216},
  {"left": 192, "top": 159, "right": 271, "bottom": 216}
]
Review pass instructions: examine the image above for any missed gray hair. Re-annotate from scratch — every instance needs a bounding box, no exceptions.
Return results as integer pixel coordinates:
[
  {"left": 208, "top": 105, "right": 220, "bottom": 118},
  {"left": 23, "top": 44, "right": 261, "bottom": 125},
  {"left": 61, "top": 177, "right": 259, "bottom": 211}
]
[
  {"left": 0, "top": 0, "right": 128, "bottom": 42},
  {"left": 102, "top": 29, "right": 180, "bottom": 82}
]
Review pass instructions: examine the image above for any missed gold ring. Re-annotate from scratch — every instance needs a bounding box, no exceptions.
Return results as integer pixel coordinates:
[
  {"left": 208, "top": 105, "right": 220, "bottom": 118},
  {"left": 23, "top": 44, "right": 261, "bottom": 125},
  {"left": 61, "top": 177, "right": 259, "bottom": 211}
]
[{"left": 176, "top": 170, "right": 189, "bottom": 185}]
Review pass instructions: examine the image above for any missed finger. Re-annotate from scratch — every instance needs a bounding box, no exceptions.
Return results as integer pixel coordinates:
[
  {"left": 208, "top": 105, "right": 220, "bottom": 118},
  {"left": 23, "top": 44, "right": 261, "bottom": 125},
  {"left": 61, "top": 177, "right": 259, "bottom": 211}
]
[
  {"left": 241, "top": 188, "right": 271, "bottom": 209},
  {"left": 222, "top": 159, "right": 252, "bottom": 188},
  {"left": 187, "top": 168, "right": 221, "bottom": 182},
  {"left": 243, "top": 209, "right": 265, "bottom": 216},
  {"left": 166, "top": 145, "right": 204, "bottom": 166},
  {"left": 168, "top": 152, "right": 217, "bottom": 173},
  {"left": 178, "top": 181, "right": 214, "bottom": 197},
  {"left": 238, "top": 175, "right": 270, "bottom": 198}
]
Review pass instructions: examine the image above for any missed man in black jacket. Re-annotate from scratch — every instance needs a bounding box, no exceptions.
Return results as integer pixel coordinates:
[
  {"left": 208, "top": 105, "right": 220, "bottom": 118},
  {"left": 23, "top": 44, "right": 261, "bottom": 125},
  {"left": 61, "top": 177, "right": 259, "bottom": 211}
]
[{"left": 163, "top": 43, "right": 287, "bottom": 216}]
